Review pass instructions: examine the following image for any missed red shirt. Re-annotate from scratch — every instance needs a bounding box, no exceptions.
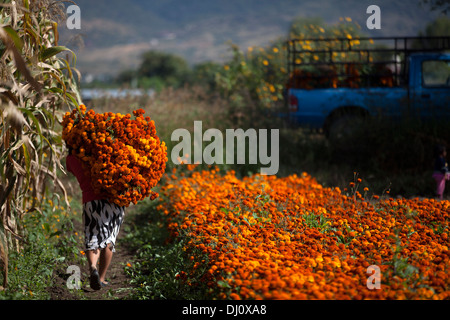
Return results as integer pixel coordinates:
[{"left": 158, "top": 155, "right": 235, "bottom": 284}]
[{"left": 66, "top": 154, "right": 105, "bottom": 203}]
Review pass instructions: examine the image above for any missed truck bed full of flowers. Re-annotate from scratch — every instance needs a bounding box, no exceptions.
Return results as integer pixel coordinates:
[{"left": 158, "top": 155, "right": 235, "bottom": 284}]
[{"left": 62, "top": 105, "right": 168, "bottom": 207}]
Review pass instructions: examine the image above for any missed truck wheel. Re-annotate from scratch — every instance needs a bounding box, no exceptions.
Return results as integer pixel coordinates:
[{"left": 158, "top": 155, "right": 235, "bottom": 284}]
[{"left": 326, "top": 113, "right": 366, "bottom": 143}]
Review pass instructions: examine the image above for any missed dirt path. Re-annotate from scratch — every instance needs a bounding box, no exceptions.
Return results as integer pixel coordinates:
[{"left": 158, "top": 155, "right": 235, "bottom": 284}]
[{"left": 49, "top": 217, "right": 136, "bottom": 300}]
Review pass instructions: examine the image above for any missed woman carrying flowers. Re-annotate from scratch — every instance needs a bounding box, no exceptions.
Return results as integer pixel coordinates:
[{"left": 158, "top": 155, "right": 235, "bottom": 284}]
[
  {"left": 63, "top": 105, "right": 167, "bottom": 291},
  {"left": 67, "top": 147, "right": 125, "bottom": 290}
]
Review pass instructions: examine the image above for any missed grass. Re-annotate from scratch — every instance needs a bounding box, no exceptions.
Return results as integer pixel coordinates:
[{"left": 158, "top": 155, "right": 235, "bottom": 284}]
[{"left": 0, "top": 195, "right": 84, "bottom": 299}]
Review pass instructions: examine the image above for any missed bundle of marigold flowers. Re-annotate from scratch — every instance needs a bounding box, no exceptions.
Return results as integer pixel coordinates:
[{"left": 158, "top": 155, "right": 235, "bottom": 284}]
[{"left": 62, "top": 105, "right": 168, "bottom": 207}]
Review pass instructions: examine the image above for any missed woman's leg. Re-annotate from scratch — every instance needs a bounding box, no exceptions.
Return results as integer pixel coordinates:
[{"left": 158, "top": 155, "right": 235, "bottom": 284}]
[
  {"left": 86, "top": 248, "right": 102, "bottom": 290},
  {"left": 83, "top": 201, "right": 103, "bottom": 290},
  {"left": 99, "top": 244, "right": 114, "bottom": 283},
  {"left": 437, "top": 177, "right": 445, "bottom": 199},
  {"left": 86, "top": 249, "right": 100, "bottom": 271},
  {"left": 83, "top": 200, "right": 124, "bottom": 287},
  {"left": 438, "top": 179, "right": 446, "bottom": 199},
  {"left": 96, "top": 202, "right": 125, "bottom": 284},
  {"left": 433, "top": 173, "right": 445, "bottom": 199}
]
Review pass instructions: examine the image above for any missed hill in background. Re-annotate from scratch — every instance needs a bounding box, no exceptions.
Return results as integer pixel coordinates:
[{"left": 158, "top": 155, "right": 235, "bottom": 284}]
[{"left": 59, "top": 0, "right": 442, "bottom": 80}]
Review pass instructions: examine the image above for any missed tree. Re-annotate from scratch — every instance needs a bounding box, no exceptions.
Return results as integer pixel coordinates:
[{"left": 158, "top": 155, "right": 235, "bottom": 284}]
[
  {"left": 412, "top": 16, "right": 450, "bottom": 50},
  {"left": 420, "top": 0, "right": 450, "bottom": 14},
  {"left": 190, "top": 61, "right": 222, "bottom": 89},
  {"left": 418, "top": 16, "right": 450, "bottom": 37},
  {"left": 137, "top": 50, "right": 190, "bottom": 88}
]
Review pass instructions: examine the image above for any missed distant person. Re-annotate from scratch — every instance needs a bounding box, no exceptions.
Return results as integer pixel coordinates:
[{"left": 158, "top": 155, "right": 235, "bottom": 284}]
[{"left": 432, "top": 144, "right": 450, "bottom": 200}]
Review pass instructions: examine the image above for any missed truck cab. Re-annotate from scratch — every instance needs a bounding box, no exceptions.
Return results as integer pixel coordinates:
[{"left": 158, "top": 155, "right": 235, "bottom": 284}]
[{"left": 411, "top": 53, "right": 450, "bottom": 119}]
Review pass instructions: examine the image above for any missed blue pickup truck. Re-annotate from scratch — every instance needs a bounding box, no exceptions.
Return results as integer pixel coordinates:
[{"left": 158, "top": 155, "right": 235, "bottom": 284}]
[{"left": 284, "top": 36, "right": 450, "bottom": 138}]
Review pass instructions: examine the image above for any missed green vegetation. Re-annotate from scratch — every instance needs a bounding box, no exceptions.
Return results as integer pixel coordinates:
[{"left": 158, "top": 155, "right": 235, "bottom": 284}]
[
  {"left": 0, "top": 0, "right": 80, "bottom": 290},
  {"left": 116, "top": 51, "right": 192, "bottom": 91},
  {"left": 0, "top": 196, "right": 84, "bottom": 299}
]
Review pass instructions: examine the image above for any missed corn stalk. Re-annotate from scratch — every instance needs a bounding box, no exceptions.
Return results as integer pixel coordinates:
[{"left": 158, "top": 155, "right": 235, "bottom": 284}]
[{"left": 0, "top": 0, "right": 81, "bottom": 289}]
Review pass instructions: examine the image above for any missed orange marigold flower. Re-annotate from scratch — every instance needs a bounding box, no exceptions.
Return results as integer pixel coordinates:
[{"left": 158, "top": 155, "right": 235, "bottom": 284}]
[{"left": 62, "top": 106, "right": 167, "bottom": 207}]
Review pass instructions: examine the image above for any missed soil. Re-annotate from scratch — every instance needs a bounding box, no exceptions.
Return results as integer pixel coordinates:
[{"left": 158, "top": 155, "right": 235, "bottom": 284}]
[{"left": 48, "top": 217, "right": 136, "bottom": 300}]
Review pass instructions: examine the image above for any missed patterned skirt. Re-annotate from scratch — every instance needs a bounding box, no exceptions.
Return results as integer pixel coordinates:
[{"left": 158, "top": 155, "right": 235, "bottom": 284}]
[{"left": 82, "top": 199, "right": 125, "bottom": 252}]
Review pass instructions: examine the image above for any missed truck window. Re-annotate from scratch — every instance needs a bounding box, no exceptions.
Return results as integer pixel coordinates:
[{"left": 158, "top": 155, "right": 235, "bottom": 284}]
[{"left": 422, "top": 60, "right": 450, "bottom": 87}]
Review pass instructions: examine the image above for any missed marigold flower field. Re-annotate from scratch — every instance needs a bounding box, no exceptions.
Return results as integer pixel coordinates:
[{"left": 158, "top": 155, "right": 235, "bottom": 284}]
[{"left": 159, "top": 166, "right": 450, "bottom": 300}]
